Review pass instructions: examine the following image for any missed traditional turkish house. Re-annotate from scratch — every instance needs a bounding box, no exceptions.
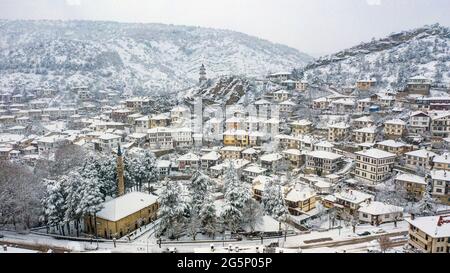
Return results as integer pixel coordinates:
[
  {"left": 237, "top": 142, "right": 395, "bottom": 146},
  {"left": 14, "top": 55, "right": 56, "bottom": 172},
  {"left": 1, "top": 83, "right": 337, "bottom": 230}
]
[
  {"left": 430, "top": 170, "right": 450, "bottom": 205},
  {"left": 333, "top": 189, "right": 374, "bottom": 216},
  {"left": 284, "top": 187, "right": 317, "bottom": 215},
  {"left": 354, "top": 148, "right": 396, "bottom": 184},
  {"left": 404, "top": 149, "right": 437, "bottom": 171},
  {"left": 406, "top": 76, "right": 432, "bottom": 96},
  {"left": 394, "top": 173, "right": 427, "bottom": 200},
  {"left": 357, "top": 201, "right": 403, "bottom": 226},
  {"left": 85, "top": 146, "right": 159, "bottom": 239},
  {"left": 406, "top": 214, "right": 450, "bottom": 253},
  {"left": 409, "top": 111, "right": 431, "bottom": 134},
  {"left": 376, "top": 139, "right": 411, "bottom": 156},
  {"left": 305, "top": 150, "right": 343, "bottom": 175},
  {"left": 356, "top": 78, "right": 377, "bottom": 90}
]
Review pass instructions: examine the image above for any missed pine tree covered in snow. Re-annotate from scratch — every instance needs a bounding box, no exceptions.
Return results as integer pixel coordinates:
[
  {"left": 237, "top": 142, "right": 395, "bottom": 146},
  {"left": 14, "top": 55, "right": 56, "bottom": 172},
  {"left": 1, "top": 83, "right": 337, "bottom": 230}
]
[
  {"left": 80, "top": 155, "right": 117, "bottom": 198},
  {"left": 221, "top": 163, "right": 252, "bottom": 233},
  {"left": 411, "top": 179, "right": 437, "bottom": 216},
  {"left": 63, "top": 171, "right": 84, "bottom": 236},
  {"left": 97, "top": 156, "right": 118, "bottom": 197},
  {"left": 41, "top": 178, "right": 68, "bottom": 235},
  {"left": 198, "top": 192, "right": 217, "bottom": 238},
  {"left": 158, "top": 178, "right": 190, "bottom": 239},
  {"left": 78, "top": 174, "right": 104, "bottom": 236},
  {"left": 262, "top": 177, "right": 288, "bottom": 221},
  {"left": 189, "top": 170, "right": 213, "bottom": 214},
  {"left": 125, "top": 150, "right": 158, "bottom": 192},
  {"left": 42, "top": 166, "right": 105, "bottom": 236}
]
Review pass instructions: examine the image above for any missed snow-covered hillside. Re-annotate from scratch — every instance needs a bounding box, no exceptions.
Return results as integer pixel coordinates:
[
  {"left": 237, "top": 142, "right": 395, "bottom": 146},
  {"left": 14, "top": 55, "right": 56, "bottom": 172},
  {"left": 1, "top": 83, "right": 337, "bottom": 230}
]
[
  {"left": 0, "top": 20, "right": 312, "bottom": 95},
  {"left": 182, "top": 75, "right": 284, "bottom": 106},
  {"left": 295, "top": 23, "right": 450, "bottom": 90}
]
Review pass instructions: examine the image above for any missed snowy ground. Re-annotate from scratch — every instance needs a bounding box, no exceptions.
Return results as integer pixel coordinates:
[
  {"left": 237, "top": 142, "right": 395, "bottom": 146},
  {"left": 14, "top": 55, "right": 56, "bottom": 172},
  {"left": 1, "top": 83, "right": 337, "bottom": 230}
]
[
  {"left": 0, "top": 219, "right": 408, "bottom": 253},
  {"left": 0, "top": 246, "right": 38, "bottom": 253}
]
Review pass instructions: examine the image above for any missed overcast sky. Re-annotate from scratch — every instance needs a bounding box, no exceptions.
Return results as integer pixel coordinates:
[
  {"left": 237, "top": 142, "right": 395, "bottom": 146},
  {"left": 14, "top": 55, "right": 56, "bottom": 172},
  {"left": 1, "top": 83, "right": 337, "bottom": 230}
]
[{"left": 1, "top": 0, "right": 449, "bottom": 56}]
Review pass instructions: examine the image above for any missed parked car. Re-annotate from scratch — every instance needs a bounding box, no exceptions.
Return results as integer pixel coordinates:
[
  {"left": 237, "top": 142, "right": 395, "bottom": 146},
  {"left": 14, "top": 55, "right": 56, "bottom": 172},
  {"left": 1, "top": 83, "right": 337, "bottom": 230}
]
[
  {"left": 0, "top": 234, "right": 4, "bottom": 238},
  {"left": 373, "top": 229, "right": 385, "bottom": 234},
  {"left": 357, "top": 231, "right": 371, "bottom": 236}
]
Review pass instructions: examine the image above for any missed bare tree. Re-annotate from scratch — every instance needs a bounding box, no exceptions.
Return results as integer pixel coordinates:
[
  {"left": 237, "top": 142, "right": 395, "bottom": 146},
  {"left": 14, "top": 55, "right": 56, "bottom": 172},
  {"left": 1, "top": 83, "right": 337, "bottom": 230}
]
[
  {"left": 0, "top": 160, "right": 45, "bottom": 231},
  {"left": 378, "top": 235, "right": 392, "bottom": 253}
]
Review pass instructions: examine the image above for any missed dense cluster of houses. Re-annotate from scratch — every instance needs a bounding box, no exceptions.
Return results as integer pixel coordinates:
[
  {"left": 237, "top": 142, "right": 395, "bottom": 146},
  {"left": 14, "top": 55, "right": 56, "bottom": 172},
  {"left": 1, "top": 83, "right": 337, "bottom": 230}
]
[{"left": 1, "top": 67, "right": 450, "bottom": 252}]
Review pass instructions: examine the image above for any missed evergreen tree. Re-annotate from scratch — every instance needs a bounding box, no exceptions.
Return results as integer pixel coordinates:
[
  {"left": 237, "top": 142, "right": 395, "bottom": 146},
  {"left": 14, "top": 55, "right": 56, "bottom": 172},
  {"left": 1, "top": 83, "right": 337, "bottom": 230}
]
[
  {"left": 158, "top": 178, "right": 189, "bottom": 239},
  {"left": 78, "top": 174, "right": 104, "bottom": 237},
  {"left": 412, "top": 179, "right": 436, "bottom": 216},
  {"left": 41, "top": 178, "right": 67, "bottom": 235},
  {"left": 140, "top": 150, "right": 158, "bottom": 192},
  {"left": 198, "top": 192, "right": 217, "bottom": 238},
  {"left": 97, "top": 156, "right": 118, "bottom": 197},
  {"left": 262, "top": 177, "right": 288, "bottom": 220},
  {"left": 221, "top": 163, "right": 252, "bottom": 233},
  {"left": 189, "top": 170, "right": 212, "bottom": 214},
  {"left": 64, "top": 171, "right": 84, "bottom": 236}
]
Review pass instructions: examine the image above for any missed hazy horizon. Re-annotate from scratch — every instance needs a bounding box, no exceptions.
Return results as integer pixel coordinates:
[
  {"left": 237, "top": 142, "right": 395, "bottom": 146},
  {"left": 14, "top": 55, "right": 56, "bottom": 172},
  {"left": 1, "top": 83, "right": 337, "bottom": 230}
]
[{"left": 1, "top": 0, "right": 449, "bottom": 56}]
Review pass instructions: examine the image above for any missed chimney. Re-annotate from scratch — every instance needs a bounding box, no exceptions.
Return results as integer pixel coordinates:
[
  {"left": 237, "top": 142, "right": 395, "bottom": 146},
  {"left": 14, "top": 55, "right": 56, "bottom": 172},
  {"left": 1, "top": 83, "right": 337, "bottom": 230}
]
[{"left": 117, "top": 144, "right": 125, "bottom": 196}]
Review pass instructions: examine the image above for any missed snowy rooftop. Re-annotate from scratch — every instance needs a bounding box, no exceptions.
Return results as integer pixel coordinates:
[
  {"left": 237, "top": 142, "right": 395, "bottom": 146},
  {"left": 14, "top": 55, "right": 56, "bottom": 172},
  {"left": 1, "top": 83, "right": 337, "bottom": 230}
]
[
  {"left": 177, "top": 152, "right": 200, "bottom": 161},
  {"left": 376, "top": 140, "right": 407, "bottom": 148},
  {"left": 430, "top": 170, "right": 450, "bottom": 182},
  {"left": 242, "top": 148, "right": 258, "bottom": 154},
  {"left": 410, "top": 111, "right": 429, "bottom": 117},
  {"left": 98, "top": 133, "right": 121, "bottom": 140},
  {"left": 220, "top": 146, "right": 245, "bottom": 152},
  {"left": 307, "top": 150, "right": 342, "bottom": 160},
  {"left": 395, "top": 173, "right": 426, "bottom": 185},
  {"left": 280, "top": 100, "right": 296, "bottom": 106},
  {"left": 405, "top": 149, "right": 437, "bottom": 158},
  {"left": 314, "top": 140, "right": 334, "bottom": 148},
  {"left": 37, "top": 135, "right": 67, "bottom": 143},
  {"left": 223, "top": 159, "right": 250, "bottom": 169},
  {"left": 433, "top": 153, "right": 450, "bottom": 164},
  {"left": 334, "top": 190, "right": 374, "bottom": 204},
  {"left": 354, "top": 126, "right": 377, "bottom": 134},
  {"left": 330, "top": 98, "right": 355, "bottom": 106},
  {"left": 285, "top": 188, "right": 316, "bottom": 202},
  {"left": 201, "top": 151, "right": 221, "bottom": 161},
  {"left": 355, "top": 148, "right": 396, "bottom": 159},
  {"left": 358, "top": 201, "right": 403, "bottom": 215},
  {"left": 252, "top": 175, "right": 273, "bottom": 186},
  {"left": 156, "top": 160, "right": 171, "bottom": 168},
  {"left": 328, "top": 122, "right": 350, "bottom": 129},
  {"left": 353, "top": 116, "right": 373, "bottom": 123},
  {"left": 282, "top": 149, "right": 302, "bottom": 156},
  {"left": 96, "top": 192, "right": 158, "bottom": 222},
  {"left": 291, "top": 119, "right": 312, "bottom": 126},
  {"left": 384, "top": 119, "right": 406, "bottom": 126},
  {"left": 405, "top": 214, "right": 450, "bottom": 238},
  {"left": 260, "top": 153, "right": 283, "bottom": 162},
  {"left": 243, "top": 164, "right": 267, "bottom": 174},
  {"left": 314, "top": 181, "right": 332, "bottom": 189}
]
